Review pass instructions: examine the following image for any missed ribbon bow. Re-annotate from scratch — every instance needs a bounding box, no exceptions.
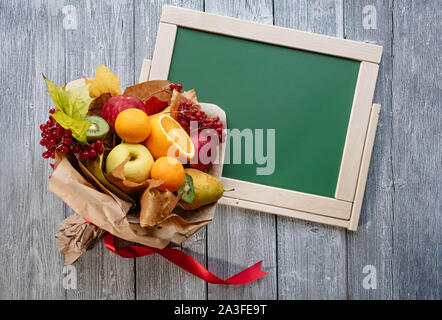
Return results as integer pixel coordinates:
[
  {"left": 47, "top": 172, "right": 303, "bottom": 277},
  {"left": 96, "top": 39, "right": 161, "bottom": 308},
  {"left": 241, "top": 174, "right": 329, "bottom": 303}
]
[{"left": 103, "top": 233, "right": 268, "bottom": 285}]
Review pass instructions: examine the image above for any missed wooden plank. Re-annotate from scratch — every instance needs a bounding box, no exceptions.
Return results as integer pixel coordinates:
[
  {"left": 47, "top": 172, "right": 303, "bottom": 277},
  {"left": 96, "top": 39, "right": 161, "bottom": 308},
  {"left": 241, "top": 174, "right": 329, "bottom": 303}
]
[
  {"left": 349, "top": 104, "right": 381, "bottom": 231},
  {"left": 149, "top": 23, "right": 177, "bottom": 80},
  {"left": 221, "top": 178, "right": 352, "bottom": 219},
  {"left": 64, "top": 0, "right": 135, "bottom": 299},
  {"left": 161, "top": 5, "right": 383, "bottom": 63},
  {"left": 219, "top": 197, "right": 350, "bottom": 229},
  {"left": 134, "top": 0, "right": 206, "bottom": 300},
  {"left": 390, "top": 0, "right": 442, "bottom": 299},
  {"left": 335, "top": 61, "right": 379, "bottom": 201},
  {"left": 205, "top": 0, "right": 277, "bottom": 300},
  {"left": 138, "top": 59, "right": 151, "bottom": 83},
  {"left": 344, "top": 0, "right": 394, "bottom": 300},
  {"left": 0, "top": 0, "right": 66, "bottom": 299},
  {"left": 274, "top": 0, "right": 348, "bottom": 299}
]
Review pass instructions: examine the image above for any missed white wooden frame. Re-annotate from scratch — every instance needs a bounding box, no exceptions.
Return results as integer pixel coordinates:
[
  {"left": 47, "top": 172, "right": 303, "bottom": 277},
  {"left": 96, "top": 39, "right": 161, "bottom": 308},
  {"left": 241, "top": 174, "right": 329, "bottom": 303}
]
[{"left": 144, "top": 6, "right": 382, "bottom": 230}]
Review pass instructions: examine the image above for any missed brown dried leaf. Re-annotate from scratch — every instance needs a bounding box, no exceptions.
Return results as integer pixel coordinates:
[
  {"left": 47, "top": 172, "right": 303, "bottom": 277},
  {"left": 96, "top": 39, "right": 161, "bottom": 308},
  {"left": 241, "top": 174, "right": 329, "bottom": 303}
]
[
  {"left": 87, "top": 92, "right": 112, "bottom": 117},
  {"left": 169, "top": 89, "right": 200, "bottom": 120},
  {"left": 105, "top": 158, "right": 152, "bottom": 196},
  {"left": 139, "top": 182, "right": 183, "bottom": 229},
  {"left": 123, "top": 80, "right": 172, "bottom": 104}
]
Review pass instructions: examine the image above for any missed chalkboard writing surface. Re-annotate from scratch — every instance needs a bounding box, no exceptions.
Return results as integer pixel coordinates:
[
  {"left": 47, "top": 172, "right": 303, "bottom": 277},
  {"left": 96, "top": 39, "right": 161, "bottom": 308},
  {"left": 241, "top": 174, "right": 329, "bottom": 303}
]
[{"left": 168, "top": 27, "right": 360, "bottom": 198}]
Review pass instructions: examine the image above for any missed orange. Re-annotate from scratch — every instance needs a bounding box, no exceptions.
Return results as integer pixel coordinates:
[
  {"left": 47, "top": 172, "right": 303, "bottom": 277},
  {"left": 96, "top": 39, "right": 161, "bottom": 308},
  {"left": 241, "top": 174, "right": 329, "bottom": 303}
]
[
  {"left": 144, "top": 114, "right": 195, "bottom": 161},
  {"left": 115, "top": 108, "right": 151, "bottom": 143},
  {"left": 150, "top": 156, "right": 185, "bottom": 192}
]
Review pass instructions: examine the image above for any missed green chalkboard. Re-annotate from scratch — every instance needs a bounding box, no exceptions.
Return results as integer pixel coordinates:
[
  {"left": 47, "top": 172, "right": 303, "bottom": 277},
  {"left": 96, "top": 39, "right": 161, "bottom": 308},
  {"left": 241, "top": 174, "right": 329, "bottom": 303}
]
[{"left": 168, "top": 27, "right": 360, "bottom": 198}]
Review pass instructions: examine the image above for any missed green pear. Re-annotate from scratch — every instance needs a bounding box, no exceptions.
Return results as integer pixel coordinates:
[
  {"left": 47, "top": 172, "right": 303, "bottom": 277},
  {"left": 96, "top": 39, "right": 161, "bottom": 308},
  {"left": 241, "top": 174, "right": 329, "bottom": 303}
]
[{"left": 179, "top": 168, "right": 223, "bottom": 210}]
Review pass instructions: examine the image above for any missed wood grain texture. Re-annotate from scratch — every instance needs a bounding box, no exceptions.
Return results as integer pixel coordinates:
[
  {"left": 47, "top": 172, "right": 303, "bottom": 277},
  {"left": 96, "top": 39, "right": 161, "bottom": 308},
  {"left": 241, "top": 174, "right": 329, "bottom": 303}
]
[
  {"left": 349, "top": 104, "right": 381, "bottom": 231},
  {"left": 335, "top": 61, "right": 379, "bottom": 202},
  {"left": 218, "top": 197, "right": 350, "bottom": 229},
  {"left": 0, "top": 0, "right": 66, "bottom": 299},
  {"left": 161, "top": 5, "right": 382, "bottom": 63},
  {"left": 63, "top": 0, "right": 135, "bottom": 300},
  {"left": 148, "top": 23, "right": 177, "bottom": 80},
  {"left": 0, "top": 0, "right": 441, "bottom": 300},
  {"left": 220, "top": 178, "right": 353, "bottom": 219},
  {"left": 205, "top": 0, "right": 278, "bottom": 300},
  {"left": 274, "top": 0, "right": 348, "bottom": 300},
  {"left": 344, "top": 0, "right": 394, "bottom": 299},
  {"left": 134, "top": 0, "right": 207, "bottom": 300},
  {"left": 390, "top": 0, "right": 441, "bottom": 299}
]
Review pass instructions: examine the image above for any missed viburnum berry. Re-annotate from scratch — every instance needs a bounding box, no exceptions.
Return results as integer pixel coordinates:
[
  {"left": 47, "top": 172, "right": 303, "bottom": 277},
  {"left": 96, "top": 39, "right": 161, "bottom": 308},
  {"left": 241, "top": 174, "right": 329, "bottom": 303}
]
[
  {"left": 63, "top": 137, "right": 72, "bottom": 145},
  {"left": 71, "top": 145, "right": 81, "bottom": 153},
  {"left": 39, "top": 112, "right": 80, "bottom": 160},
  {"left": 55, "top": 128, "right": 64, "bottom": 138},
  {"left": 59, "top": 145, "right": 69, "bottom": 153},
  {"left": 80, "top": 151, "right": 89, "bottom": 159},
  {"left": 88, "top": 149, "right": 97, "bottom": 159}
]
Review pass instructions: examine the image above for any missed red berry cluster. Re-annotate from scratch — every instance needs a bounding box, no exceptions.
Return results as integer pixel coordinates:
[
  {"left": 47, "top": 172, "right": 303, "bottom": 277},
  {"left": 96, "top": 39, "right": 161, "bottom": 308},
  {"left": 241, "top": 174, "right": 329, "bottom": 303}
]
[
  {"left": 40, "top": 108, "right": 105, "bottom": 161},
  {"left": 169, "top": 82, "right": 183, "bottom": 92},
  {"left": 76, "top": 140, "right": 104, "bottom": 160},
  {"left": 40, "top": 109, "right": 73, "bottom": 159},
  {"left": 176, "top": 101, "right": 225, "bottom": 142}
]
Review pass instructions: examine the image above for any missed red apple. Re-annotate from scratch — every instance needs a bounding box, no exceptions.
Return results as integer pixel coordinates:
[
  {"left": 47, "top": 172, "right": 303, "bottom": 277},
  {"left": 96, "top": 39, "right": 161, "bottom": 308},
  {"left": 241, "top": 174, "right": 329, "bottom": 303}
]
[
  {"left": 101, "top": 95, "right": 146, "bottom": 131},
  {"left": 189, "top": 131, "right": 218, "bottom": 171}
]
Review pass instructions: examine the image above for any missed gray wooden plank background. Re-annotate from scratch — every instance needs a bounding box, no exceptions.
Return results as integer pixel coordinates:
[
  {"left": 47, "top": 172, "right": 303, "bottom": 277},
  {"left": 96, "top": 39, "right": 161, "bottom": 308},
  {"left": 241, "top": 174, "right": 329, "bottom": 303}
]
[{"left": 0, "top": 0, "right": 440, "bottom": 300}]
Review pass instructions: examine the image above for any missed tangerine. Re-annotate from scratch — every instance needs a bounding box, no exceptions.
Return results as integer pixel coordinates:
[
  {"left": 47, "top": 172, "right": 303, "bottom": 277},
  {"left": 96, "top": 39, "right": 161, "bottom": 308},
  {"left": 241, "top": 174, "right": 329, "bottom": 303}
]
[
  {"left": 150, "top": 156, "right": 185, "bottom": 192},
  {"left": 115, "top": 108, "right": 151, "bottom": 143}
]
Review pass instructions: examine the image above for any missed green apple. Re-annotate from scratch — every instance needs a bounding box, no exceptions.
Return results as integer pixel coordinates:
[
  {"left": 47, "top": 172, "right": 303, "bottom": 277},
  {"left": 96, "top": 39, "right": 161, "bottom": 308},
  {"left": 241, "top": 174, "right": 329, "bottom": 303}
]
[{"left": 106, "top": 143, "right": 154, "bottom": 183}]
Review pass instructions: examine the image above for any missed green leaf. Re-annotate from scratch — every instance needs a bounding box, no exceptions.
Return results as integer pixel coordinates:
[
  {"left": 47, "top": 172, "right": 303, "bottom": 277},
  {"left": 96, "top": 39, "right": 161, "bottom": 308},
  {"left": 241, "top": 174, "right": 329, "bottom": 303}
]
[
  {"left": 51, "top": 111, "right": 90, "bottom": 144},
  {"left": 178, "top": 174, "right": 195, "bottom": 203},
  {"left": 43, "top": 76, "right": 94, "bottom": 120},
  {"left": 43, "top": 75, "right": 96, "bottom": 144}
]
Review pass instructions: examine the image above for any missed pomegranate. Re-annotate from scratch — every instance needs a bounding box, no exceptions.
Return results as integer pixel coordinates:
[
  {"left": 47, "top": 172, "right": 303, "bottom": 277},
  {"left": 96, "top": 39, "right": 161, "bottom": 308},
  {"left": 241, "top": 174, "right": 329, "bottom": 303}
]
[{"left": 189, "top": 131, "right": 219, "bottom": 171}]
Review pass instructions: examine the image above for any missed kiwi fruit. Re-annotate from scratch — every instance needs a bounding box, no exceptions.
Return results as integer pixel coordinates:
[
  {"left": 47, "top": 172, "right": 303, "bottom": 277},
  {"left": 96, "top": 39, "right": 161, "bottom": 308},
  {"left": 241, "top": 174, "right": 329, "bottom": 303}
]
[
  {"left": 85, "top": 115, "right": 110, "bottom": 143},
  {"left": 178, "top": 174, "right": 195, "bottom": 203}
]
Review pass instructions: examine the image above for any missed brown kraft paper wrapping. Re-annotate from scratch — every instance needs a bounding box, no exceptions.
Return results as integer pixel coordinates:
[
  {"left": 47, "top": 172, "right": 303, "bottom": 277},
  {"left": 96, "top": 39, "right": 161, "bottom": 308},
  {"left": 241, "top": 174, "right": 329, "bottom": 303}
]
[
  {"left": 50, "top": 103, "right": 225, "bottom": 263},
  {"left": 49, "top": 154, "right": 213, "bottom": 249},
  {"left": 55, "top": 213, "right": 105, "bottom": 265}
]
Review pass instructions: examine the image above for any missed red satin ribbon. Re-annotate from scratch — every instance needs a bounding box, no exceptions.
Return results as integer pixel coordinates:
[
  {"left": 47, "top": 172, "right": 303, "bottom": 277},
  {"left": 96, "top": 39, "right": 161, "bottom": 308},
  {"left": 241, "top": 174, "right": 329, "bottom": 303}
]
[
  {"left": 103, "top": 233, "right": 268, "bottom": 285},
  {"left": 55, "top": 163, "right": 267, "bottom": 285}
]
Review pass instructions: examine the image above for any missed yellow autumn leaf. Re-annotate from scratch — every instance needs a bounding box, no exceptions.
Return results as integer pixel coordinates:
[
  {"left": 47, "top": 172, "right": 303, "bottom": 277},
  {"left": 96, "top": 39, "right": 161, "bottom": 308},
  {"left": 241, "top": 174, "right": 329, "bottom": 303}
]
[{"left": 86, "top": 64, "right": 121, "bottom": 98}]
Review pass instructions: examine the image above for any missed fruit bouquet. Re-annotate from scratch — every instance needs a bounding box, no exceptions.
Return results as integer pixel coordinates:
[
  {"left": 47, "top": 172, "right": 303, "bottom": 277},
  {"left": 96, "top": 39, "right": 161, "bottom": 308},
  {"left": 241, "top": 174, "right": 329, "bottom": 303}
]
[{"left": 42, "top": 65, "right": 227, "bottom": 265}]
